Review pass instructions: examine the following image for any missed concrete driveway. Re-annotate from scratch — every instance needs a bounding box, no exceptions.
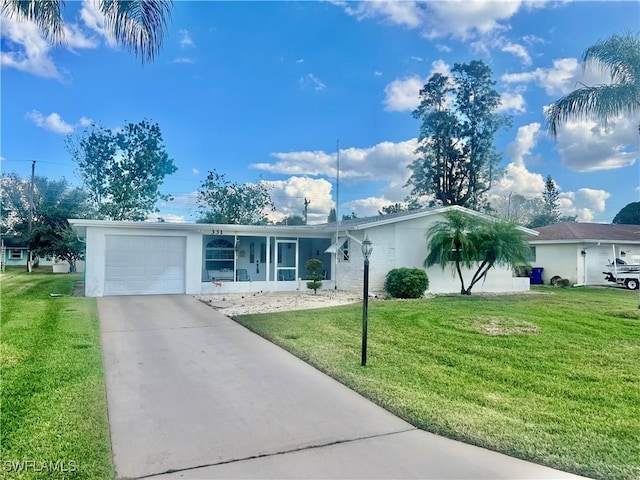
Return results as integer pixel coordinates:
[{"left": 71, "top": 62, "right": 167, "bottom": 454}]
[{"left": 98, "top": 295, "right": 585, "bottom": 479}]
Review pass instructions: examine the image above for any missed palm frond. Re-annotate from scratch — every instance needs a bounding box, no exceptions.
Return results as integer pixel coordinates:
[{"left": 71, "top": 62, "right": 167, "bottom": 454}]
[
  {"left": 546, "top": 83, "right": 640, "bottom": 137},
  {"left": 101, "top": 0, "right": 172, "bottom": 63},
  {"left": 0, "top": 0, "right": 64, "bottom": 43},
  {"left": 583, "top": 33, "right": 640, "bottom": 85}
]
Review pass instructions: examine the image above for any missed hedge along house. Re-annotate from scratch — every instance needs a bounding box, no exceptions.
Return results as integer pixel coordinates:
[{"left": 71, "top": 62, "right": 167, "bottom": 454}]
[{"left": 69, "top": 205, "right": 535, "bottom": 297}]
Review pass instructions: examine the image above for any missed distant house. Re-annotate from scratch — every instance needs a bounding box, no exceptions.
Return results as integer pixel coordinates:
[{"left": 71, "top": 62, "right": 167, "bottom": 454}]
[
  {"left": 70, "top": 206, "right": 535, "bottom": 298},
  {"left": 0, "top": 235, "right": 83, "bottom": 272},
  {"left": 527, "top": 222, "right": 640, "bottom": 286},
  {"left": 1, "top": 236, "right": 28, "bottom": 267}
]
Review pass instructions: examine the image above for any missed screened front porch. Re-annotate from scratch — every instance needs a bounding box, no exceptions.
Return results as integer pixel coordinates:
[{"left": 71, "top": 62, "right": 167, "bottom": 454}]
[{"left": 200, "top": 233, "right": 333, "bottom": 293}]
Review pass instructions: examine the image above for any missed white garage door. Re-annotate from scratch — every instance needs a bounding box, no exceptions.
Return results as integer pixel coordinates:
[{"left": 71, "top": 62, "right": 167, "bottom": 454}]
[
  {"left": 105, "top": 235, "right": 186, "bottom": 296},
  {"left": 586, "top": 246, "right": 615, "bottom": 286}
]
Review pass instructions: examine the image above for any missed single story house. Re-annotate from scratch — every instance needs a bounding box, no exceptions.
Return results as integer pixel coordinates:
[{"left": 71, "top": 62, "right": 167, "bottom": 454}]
[
  {"left": 527, "top": 222, "right": 640, "bottom": 286},
  {"left": 1, "top": 235, "right": 84, "bottom": 273},
  {"left": 69, "top": 205, "right": 535, "bottom": 297}
]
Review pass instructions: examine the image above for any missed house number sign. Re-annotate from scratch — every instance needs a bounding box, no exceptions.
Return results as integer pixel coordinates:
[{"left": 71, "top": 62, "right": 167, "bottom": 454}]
[{"left": 211, "top": 230, "right": 224, "bottom": 235}]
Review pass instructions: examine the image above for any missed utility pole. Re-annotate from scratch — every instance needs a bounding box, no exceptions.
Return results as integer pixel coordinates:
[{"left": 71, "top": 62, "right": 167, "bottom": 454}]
[
  {"left": 335, "top": 140, "right": 340, "bottom": 290},
  {"left": 27, "top": 160, "right": 35, "bottom": 272},
  {"left": 303, "top": 198, "right": 311, "bottom": 225}
]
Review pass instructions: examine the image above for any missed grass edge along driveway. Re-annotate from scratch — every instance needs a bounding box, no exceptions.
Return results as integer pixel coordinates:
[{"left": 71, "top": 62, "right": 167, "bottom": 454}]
[
  {"left": 235, "top": 287, "right": 640, "bottom": 480},
  {"left": 1, "top": 269, "right": 113, "bottom": 480}
]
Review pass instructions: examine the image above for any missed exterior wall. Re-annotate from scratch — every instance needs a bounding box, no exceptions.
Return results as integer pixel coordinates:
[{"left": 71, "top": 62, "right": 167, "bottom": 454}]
[
  {"left": 336, "top": 216, "right": 526, "bottom": 295},
  {"left": 531, "top": 242, "right": 640, "bottom": 286},
  {"left": 531, "top": 244, "right": 580, "bottom": 285}
]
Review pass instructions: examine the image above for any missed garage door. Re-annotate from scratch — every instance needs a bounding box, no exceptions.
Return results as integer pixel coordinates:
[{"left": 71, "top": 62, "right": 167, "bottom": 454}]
[
  {"left": 105, "top": 235, "right": 186, "bottom": 296},
  {"left": 586, "top": 246, "right": 615, "bottom": 286}
]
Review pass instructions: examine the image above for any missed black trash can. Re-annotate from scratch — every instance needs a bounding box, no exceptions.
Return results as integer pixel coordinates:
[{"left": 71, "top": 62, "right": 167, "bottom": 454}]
[{"left": 530, "top": 267, "right": 544, "bottom": 285}]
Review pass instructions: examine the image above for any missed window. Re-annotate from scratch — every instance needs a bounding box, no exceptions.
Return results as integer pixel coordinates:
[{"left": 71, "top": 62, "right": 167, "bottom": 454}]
[
  {"left": 205, "top": 239, "right": 234, "bottom": 271},
  {"left": 10, "top": 249, "right": 23, "bottom": 260},
  {"left": 340, "top": 239, "right": 349, "bottom": 262},
  {"left": 527, "top": 246, "right": 536, "bottom": 262}
]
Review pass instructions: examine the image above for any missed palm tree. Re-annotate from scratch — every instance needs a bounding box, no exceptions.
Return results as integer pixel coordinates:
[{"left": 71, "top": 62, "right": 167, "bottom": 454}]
[
  {"left": 546, "top": 33, "right": 640, "bottom": 137},
  {"left": 1, "top": 0, "right": 172, "bottom": 63},
  {"left": 425, "top": 210, "right": 531, "bottom": 295},
  {"left": 466, "top": 220, "right": 532, "bottom": 294},
  {"left": 424, "top": 210, "right": 481, "bottom": 295}
]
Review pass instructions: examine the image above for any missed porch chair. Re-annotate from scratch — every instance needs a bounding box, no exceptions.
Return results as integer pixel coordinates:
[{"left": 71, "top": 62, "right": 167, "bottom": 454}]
[{"left": 236, "top": 269, "right": 250, "bottom": 281}]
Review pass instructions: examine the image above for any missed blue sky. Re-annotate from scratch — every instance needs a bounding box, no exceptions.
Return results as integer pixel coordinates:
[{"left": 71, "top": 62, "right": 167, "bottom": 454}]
[{"left": 2, "top": 1, "right": 639, "bottom": 224}]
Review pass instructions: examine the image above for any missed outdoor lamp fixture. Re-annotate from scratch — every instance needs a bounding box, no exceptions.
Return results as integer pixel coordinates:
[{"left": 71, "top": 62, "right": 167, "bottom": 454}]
[{"left": 361, "top": 235, "right": 373, "bottom": 366}]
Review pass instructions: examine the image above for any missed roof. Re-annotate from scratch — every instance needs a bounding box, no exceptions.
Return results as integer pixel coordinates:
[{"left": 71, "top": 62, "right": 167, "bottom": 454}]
[
  {"left": 69, "top": 205, "right": 539, "bottom": 238},
  {"left": 530, "top": 222, "right": 640, "bottom": 243},
  {"left": 0, "top": 235, "right": 27, "bottom": 248},
  {"left": 317, "top": 205, "right": 538, "bottom": 235}
]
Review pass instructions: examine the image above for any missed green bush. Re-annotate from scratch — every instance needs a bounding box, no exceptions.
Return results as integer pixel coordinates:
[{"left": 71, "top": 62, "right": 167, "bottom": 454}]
[
  {"left": 384, "top": 268, "right": 429, "bottom": 299},
  {"left": 306, "top": 258, "right": 324, "bottom": 295}
]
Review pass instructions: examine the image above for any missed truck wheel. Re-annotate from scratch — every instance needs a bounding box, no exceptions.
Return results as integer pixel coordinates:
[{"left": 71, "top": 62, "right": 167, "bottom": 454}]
[
  {"left": 550, "top": 276, "right": 561, "bottom": 286},
  {"left": 625, "top": 279, "right": 639, "bottom": 290}
]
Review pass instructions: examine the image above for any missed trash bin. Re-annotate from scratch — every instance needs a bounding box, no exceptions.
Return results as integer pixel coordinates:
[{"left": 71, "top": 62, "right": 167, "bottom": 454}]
[{"left": 530, "top": 267, "right": 544, "bottom": 285}]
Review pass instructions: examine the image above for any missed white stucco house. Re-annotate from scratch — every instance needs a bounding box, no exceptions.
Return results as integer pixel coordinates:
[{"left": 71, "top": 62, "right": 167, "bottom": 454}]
[
  {"left": 69, "top": 205, "right": 535, "bottom": 297},
  {"left": 527, "top": 222, "right": 640, "bottom": 286}
]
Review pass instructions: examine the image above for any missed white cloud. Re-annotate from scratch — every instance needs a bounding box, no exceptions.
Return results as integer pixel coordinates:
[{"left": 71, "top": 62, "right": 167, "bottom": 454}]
[
  {"left": 424, "top": 1, "right": 523, "bottom": 39},
  {"left": 179, "top": 29, "right": 195, "bottom": 48},
  {"left": 492, "top": 123, "right": 545, "bottom": 197},
  {"left": 337, "top": 0, "right": 529, "bottom": 40},
  {"left": 383, "top": 59, "right": 451, "bottom": 112},
  {"left": 26, "top": 111, "right": 95, "bottom": 134},
  {"left": 25, "top": 111, "right": 75, "bottom": 134},
  {"left": 553, "top": 115, "right": 639, "bottom": 172},
  {"left": 501, "top": 41, "right": 531, "bottom": 65},
  {"left": 373, "top": 70, "right": 383, "bottom": 77},
  {"left": 306, "top": 73, "right": 326, "bottom": 90},
  {"left": 252, "top": 139, "right": 418, "bottom": 187},
  {"left": 192, "top": 168, "right": 200, "bottom": 176},
  {"left": 146, "top": 213, "right": 185, "bottom": 223},
  {"left": 296, "top": 58, "right": 304, "bottom": 63},
  {"left": 501, "top": 58, "right": 610, "bottom": 96},
  {"left": 80, "top": 0, "right": 116, "bottom": 46},
  {"left": 0, "top": 15, "right": 61, "bottom": 78},
  {"left": 411, "top": 55, "right": 424, "bottom": 62},
  {"left": 343, "top": 197, "right": 392, "bottom": 218},
  {"left": 172, "top": 57, "right": 195, "bottom": 64},
  {"left": 62, "top": 23, "right": 98, "bottom": 50},
  {"left": 436, "top": 44, "right": 452, "bottom": 52},
  {"left": 559, "top": 189, "right": 611, "bottom": 222},
  {"left": 383, "top": 75, "right": 424, "bottom": 112},
  {"left": 496, "top": 92, "right": 526, "bottom": 113},
  {"left": 264, "top": 177, "right": 334, "bottom": 224}
]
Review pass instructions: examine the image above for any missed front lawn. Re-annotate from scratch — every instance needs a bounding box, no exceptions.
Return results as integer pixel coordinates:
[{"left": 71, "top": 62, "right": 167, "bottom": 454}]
[
  {"left": 235, "top": 286, "right": 640, "bottom": 480},
  {"left": 1, "top": 269, "right": 113, "bottom": 480}
]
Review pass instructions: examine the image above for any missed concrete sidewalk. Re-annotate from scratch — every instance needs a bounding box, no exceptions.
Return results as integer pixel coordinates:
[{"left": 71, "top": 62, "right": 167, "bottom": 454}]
[{"left": 98, "top": 295, "right": 585, "bottom": 479}]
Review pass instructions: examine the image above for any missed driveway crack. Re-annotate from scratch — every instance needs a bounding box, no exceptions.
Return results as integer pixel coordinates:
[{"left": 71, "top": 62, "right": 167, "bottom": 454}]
[{"left": 132, "top": 427, "right": 417, "bottom": 479}]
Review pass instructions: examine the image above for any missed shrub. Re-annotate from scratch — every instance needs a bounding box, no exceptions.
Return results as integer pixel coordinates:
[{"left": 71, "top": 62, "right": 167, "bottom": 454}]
[
  {"left": 306, "top": 258, "right": 324, "bottom": 295},
  {"left": 384, "top": 268, "right": 429, "bottom": 299}
]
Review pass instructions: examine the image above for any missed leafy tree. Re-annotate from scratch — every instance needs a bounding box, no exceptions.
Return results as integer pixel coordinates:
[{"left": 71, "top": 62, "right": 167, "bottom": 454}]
[
  {"left": 276, "top": 215, "right": 305, "bottom": 226},
  {"left": 379, "top": 203, "right": 407, "bottom": 215},
  {"left": 68, "top": 120, "right": 177, "bottom": 221},
  {"left": 305, "top": 258, "right": 324, "bottom": 295},
  {"left": 425, "top": 210, "right": 530, "bottom": 295},
  {"left": 327, "top": 208, "right": 337, "bottom": 223},
  {"left": 528, "top": 175, "right": 560, "bottom": 228},
  {"left": 197, "top": 170, "right": 274, "bottom": 225},
  {"left": 613, "top": 201, "right": 640, "bottom": 224},
  {"left": 546, "top": 33, "right": 640, "bottom": 137},
  {"left": 342, "top": 211, "right": 358, "bottom": 220},
  {"left": 408, "top": 60, "right": 510, "bottom": 209},
  {"left": 1, "top": 0, "right": 172, "bottom": 63},
  {"left": 1, "top": 174, "right": 89, "bottom": 270},
  {"left": 490, "top": 193, "right": 543, "bottom": 225}
]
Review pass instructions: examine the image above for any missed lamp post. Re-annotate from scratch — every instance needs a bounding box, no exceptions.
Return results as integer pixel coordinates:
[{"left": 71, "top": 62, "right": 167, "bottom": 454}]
[{"left": 361, "top": 235, "right": 373, "bottom": 366}]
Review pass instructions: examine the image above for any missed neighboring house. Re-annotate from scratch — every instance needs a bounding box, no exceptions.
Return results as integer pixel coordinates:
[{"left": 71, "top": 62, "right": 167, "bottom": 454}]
[
  {"left": 0, "top": 235, "right": 84, "bottom": 272},
  {"left": 527, "top": 222, "right": 640, "bottom": 286},
  {"left": 69, "top": 205, "right": 535, "bottom": 297}
]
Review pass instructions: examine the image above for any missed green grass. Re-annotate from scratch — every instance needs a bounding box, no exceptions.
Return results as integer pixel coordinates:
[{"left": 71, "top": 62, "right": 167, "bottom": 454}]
[
  {"left": 235, "top": 287, "right": 640, "bottom": 480},
  {"left": 1, "top": 268, "right": 113, "bottom": 480}
]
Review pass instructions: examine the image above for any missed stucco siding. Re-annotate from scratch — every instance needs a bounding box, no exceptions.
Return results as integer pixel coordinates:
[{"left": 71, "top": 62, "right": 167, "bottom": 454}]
[{"left": 531, "top": 244, "right": 578, "bottom": 285}]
